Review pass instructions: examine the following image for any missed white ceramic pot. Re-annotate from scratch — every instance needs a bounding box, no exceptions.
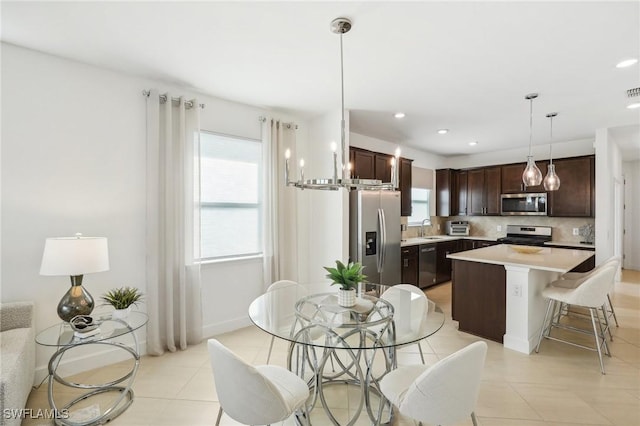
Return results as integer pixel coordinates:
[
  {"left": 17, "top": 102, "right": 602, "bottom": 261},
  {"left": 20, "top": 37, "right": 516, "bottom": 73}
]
[
  {"left": 338, "top": 288, "right": 356, "bottom": 307},
  {"left": 111, "top": 306, "right": 132, "bottom": 320}
]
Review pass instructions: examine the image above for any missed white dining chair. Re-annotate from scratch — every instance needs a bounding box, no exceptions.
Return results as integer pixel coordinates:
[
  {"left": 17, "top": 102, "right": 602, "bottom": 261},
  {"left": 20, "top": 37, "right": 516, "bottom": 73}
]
[
  {"left": 380, "top": 284, "right": 431, "bottom": 364},
  {"left": 208, "top": 338, "right": 310, "bottom": 425},
  {"left": 535, "top": 260, "right": 619, "bottom": 374},
  {"left": 380, "top": 341, "right": 488, "bottom": 426},
  {"left": 265, "top": 279, "right": 301, "bottom": 364},
  {"left": 554, "top": 256, "right": 621, "bottom": 330}
]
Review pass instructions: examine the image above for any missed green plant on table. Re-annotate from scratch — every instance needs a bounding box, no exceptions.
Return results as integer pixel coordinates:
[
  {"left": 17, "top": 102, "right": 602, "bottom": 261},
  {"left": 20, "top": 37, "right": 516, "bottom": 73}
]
[
  {"left": 323, "top": 260, "right": 367, "bottom": 291},
  {"left": 101, "top": 287, "right": 144, "bottom": 310}
]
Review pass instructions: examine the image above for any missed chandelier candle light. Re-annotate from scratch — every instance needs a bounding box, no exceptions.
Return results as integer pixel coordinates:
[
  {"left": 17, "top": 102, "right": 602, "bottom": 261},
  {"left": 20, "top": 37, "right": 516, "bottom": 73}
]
[
  {"left": 522, "top": 93, "right": 543, "bottom": 187},
  {"left": 283, "top": 17, "right": 399, "bottom": 191},
  {"left": 543, "top": 112, "right": 561, "bottom": 191}
]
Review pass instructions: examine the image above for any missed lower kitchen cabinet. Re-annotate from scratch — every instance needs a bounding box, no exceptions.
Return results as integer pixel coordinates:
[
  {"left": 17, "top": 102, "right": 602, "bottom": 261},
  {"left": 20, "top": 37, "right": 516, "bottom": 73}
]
[
  {"left": 462, "top": 239, "right": 499, "bottom": 251},
  {"left": 436, "top": 240, "right": 460, "bottom": 284},
  {"left": 401, "top": 245, "right": 419, "bottom": 287}
]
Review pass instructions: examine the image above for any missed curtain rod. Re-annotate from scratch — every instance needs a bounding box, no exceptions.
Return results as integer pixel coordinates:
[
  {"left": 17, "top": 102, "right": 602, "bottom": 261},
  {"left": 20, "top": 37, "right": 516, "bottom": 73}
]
[
  {"left": 258, "top": 116, "right": 298, "bottom": 129},
  {"left": 142, "top": 90, "right": 205, "bottom": 109}
]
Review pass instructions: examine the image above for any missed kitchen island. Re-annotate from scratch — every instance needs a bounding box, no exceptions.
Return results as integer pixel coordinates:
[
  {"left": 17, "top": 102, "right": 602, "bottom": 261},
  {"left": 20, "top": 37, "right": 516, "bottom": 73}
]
[{"left": 447, "top": 244, "right": 594, "bottom": 354}]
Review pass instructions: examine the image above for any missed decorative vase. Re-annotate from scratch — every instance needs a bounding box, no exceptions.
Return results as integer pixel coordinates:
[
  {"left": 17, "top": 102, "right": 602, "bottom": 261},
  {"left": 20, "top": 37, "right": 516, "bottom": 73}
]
[
  {"left": 111, "top": 306, "right": 132, "bottom": 320},
  {"left": 338, "top": 288, "right": 356, "bottom": 307}
]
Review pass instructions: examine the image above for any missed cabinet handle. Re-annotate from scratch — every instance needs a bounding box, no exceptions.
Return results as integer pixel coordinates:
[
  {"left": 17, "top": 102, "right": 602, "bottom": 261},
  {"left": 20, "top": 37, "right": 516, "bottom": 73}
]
[{"left": 403, "top": 259, "right": 408, "bottom": 267}]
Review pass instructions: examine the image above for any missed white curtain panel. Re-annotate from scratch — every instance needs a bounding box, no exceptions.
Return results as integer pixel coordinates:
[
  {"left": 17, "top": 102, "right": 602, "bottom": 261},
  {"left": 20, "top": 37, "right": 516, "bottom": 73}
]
[
  {"left": 145, "top": 89, "right": 203, "bottom": 355},
  {"left": 262, "top": 119, "right": 299, "bottom": 287}
]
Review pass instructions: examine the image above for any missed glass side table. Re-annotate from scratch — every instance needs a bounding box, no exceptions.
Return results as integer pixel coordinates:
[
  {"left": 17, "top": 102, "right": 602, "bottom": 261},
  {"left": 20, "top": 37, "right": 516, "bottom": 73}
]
[{"left": 35, "top": 311, "right": 148, "bottom": 426}]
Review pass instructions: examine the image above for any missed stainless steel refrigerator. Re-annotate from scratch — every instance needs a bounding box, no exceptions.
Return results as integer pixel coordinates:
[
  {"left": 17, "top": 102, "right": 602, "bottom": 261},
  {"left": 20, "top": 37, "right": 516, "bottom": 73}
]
[{"left": 349, "top": 190, "right": 401, "bottom": 286}]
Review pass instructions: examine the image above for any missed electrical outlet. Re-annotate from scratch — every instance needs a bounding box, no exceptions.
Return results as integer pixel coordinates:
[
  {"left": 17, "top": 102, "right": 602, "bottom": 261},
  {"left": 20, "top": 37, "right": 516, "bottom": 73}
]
[
  {"left": 513, "top": 284, "right": 522, "bottom": 297},
  {"left": 497, "top": 225, "right": 502, "bottom": 232},
  {"left": 573, "top": 228, "right": 580, "bottom": 236},
  {"left": 437, "top": 224, "right": 441, "bottom": 231}
]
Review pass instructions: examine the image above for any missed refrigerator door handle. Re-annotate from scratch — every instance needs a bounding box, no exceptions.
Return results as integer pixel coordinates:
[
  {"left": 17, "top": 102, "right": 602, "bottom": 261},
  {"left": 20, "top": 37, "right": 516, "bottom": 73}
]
[
  {"left": 378, "top": 209, "right": 387, "bottom": 272},
  {"left": 376, "top": 208, "right": 383, "bottom": 273}
]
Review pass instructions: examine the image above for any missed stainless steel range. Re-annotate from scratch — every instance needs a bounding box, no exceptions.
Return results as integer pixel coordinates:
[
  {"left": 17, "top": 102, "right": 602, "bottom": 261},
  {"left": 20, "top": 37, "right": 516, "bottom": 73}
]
[{"left": 497, "top": 225, "right": 552, "bottom": 246}]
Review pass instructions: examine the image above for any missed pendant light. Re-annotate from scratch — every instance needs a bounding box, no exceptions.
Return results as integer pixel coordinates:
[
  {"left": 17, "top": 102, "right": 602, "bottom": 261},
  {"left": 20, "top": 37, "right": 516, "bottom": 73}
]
[
  {"left": 522, "top": 93, "right": 543, "bottom": 187},
  {"left": 543, "top": 112, "right": 561, "bottom": 191},
  {"left": 282, "top": 17, "right": 398, "bottom": 191}
]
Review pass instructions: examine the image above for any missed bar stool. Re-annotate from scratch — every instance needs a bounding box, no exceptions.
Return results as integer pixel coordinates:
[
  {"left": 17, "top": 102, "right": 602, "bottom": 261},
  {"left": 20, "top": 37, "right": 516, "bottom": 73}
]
[{"left": 536, "top": 261, "right": 619, "bottom": 374}]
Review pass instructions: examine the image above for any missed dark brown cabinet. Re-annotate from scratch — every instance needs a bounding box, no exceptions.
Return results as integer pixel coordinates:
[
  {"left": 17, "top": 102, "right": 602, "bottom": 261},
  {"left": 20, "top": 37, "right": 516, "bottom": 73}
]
[
  {"left": 350, "top": 147, "right": 413, "bottom": 217},
  {"left": 401, "top": 245, "right": 419, "bottom": 287},
  {"left": 399, "top": 157, "right": 413, "bottom": 217},
  {"left": 501, "top": 162, "right": 548, "bottom": 193},
  {"left": 467, "top": 166, "right": 501, "bottom": 215},
  {"left": 548, "top": 156, "right": 594, "bottom": 217},
  {"left": 462, "top": 239, "right": 499, "bottom": 251},
  {"left": 436, "top": 169, "right": 456, "bottom": 216},
  {"left": 456, "top": 170, "right": 468, "bottom": 216},
  {"left": 436, "top": 240, "right": 460, "bottom": 284}
]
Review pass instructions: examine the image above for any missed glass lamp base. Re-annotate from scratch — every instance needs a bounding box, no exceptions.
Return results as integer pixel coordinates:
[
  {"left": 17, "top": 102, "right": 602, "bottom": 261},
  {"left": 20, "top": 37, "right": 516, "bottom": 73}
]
[{"left": 58, "top": 282, "right": 94, "bottom": 322}]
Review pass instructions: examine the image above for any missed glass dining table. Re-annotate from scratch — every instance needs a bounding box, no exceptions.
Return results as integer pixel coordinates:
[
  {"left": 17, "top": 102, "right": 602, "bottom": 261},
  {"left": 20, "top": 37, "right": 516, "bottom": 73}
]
[{"left": 248, "top": 283, "right": 445, "bottom": 426}]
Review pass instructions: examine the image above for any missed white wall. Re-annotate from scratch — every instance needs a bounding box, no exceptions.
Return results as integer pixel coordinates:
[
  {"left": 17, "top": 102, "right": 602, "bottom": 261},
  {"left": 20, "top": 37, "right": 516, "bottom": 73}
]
[
  {"left": 623, "top": 160, "right": 640, "bottom": 270},
  {"left": 442, "top": 138, "right": 595, "bottom": 169},
  {"left": 0, "top": 43, "right": 308, "bottom": 380}
]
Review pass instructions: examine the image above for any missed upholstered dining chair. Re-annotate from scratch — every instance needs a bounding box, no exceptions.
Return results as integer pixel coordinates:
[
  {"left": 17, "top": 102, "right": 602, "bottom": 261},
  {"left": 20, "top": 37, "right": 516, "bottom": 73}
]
[
  {"left": 265, "top": 279, "right": 301, "bottom": 364},
  {"left": 207, "top": 339, "right": 309, "bottom": 426},
  {"left": 380, "top": 284, "right": 432, "bottom": 364},
  {"left": 535, "top": 260, "right": 619, "bottom": 374},
  {"left": 380, "top": 341, "right": 488, "bottom": 426},
  {"left": 554, "top": 256, "right": 621, "bottom": 331}
]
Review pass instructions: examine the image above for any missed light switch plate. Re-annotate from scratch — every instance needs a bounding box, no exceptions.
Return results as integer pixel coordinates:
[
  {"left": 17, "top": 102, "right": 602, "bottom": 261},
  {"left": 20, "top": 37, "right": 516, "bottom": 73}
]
[
  {"left": 573, "top": 228, "right": 580, "bottom": 236},
  {"left": 497, "top": 225, "right": 502, "bottom": 232}
]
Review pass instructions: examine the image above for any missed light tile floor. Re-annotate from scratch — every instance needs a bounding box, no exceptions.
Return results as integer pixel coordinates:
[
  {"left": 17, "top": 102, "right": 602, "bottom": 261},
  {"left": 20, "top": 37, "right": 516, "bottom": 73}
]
[{"left": 25, "top": 270, "right": 640, "bottom": 425}]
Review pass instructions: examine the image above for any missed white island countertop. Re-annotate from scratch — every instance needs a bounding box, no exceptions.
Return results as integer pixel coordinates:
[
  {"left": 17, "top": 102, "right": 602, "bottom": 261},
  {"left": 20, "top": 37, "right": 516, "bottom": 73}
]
[{"left": 447, "top": 244, "right": 594, "bottom": 273}]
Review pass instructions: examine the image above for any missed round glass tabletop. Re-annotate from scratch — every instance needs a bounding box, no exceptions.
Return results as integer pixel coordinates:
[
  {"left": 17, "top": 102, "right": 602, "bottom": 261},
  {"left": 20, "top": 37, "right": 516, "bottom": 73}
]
[
  {"left": 248, "top": 283, "right": 444, "bottom": 350},
  {"left": 36, "top": 311, "right": 148, "bottom": 347}
]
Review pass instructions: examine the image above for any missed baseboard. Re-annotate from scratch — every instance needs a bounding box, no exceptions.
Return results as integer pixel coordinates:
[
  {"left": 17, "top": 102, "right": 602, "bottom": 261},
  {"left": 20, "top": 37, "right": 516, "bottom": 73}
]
[
  {"left": 34, "top": 341, "right": 147, "bottom": 386},
  {"left": 202, "top": 316, "right": 252, "bottom": 339}
]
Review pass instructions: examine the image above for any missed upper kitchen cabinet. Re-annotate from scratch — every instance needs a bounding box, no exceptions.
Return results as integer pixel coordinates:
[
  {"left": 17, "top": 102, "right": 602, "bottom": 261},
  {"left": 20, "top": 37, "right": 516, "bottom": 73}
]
[
  {"left": 501, "top": 161, "right": 548, "bottom": 193},
  {"left": 548, "top": 155, "right": 594, "bottom": 217},
  {"left": 456, "top": 170, "right": 468, "bottom": 216},
  {"left": 467, "top": 166, "right": 501, "bottom": 215},
  {"left": 350, "top": 147, "right": 413, "bottom": 216},
  {"left": 399, "top": 157, "right": 413, "bottom": 217},
  {"left": 435, "top": 169, "right": 456, "bottom": 216},
  {"left": 351, "top": 148, "right": 375, "bottom": 179}
]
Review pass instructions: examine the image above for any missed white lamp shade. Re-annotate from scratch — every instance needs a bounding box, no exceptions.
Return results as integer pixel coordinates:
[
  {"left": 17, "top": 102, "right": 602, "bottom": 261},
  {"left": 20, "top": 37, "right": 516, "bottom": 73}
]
[{"left": 40, "top": 237, "right": 109, "bottom": 276}]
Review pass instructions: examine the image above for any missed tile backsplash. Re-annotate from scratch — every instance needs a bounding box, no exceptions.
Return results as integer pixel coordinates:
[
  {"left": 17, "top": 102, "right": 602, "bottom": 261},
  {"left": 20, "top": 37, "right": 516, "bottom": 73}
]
[{"left": 401, "top": 216, "right": 595, "bottom": 244}]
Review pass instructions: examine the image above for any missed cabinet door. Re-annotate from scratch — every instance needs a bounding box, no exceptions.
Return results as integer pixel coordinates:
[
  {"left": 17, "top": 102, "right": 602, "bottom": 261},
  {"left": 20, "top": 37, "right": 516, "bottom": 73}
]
[
  {"left": 501, "top": 162, "right": 547, "bottom": 193},
  {"left": 399, "top": 158, "right": 413, "bottom": 217},
  {"left": 456, "top": 170, "right": 468, "bottom": 216},
  {"left": 436, "top": 169, "right": 454, "bottom": 217},
  {"left": 484, "top": 166, "right": 502, "bottom": 215},
  {"left": 352, "top": 149, "right": 375, "bottom": 179},
  {"left": 436, "top": 240, "right": 458, "bottom": 283},
  {"left": 549, "top": 156, "right": 593, "bottom": 217},
  {"left": 375, "top": 154, "right": 392, "bottom": 183},
  {"left": 467, "top": 168, "right": 485, "bottom": 215},
  {"left": 401, "top": 246, "right": 419, "bottom": 287}
]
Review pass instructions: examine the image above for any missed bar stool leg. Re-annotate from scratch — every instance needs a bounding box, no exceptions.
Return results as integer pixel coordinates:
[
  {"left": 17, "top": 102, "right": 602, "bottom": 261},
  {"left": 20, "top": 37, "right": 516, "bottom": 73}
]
[
  {"left": 590, "top": 308, "right": 606, "bottom": 375},
  {"left": 607, "top": 294, "right": 619, "bottom": 327},
  {"left": 536, "top": 299, "right": 554, "bottom": 353}
]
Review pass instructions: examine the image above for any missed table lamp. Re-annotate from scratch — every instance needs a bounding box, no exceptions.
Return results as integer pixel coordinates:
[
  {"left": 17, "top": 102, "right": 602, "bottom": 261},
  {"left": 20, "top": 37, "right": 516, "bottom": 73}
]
[{"left": 40, "top": 233, "right": 109, "bottom": 322}]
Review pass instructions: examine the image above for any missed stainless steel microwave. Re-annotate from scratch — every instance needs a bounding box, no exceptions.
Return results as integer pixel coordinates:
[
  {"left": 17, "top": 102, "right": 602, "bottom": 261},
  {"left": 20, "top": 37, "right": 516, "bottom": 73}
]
[{"left": 500, "top": 193, "right": 547, "bottom": 216}]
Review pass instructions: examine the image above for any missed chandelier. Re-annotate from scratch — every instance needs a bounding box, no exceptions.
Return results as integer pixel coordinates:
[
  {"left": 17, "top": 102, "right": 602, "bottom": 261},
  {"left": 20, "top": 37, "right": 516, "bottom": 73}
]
[{"left": 284, "top": 17, "right": 399, "bottom": 191}]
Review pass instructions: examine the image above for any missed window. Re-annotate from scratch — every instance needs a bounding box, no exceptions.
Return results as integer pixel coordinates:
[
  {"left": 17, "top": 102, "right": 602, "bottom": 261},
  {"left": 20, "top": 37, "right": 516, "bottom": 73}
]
[
  {"left": 200, "top": 131, "right": 262, "bottom": 260},
  {"left": 408, "top": 188, "right": 431, "bottom": 226}
]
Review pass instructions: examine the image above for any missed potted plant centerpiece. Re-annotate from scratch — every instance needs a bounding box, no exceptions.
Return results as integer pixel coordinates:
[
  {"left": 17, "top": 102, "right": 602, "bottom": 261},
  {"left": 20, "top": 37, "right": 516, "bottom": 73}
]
[
  {"left": 324, "top": 260, "right": 367, "bottom": 307},
  {"left": 101, "top": 286, "right": 143, "bottom": 319}
]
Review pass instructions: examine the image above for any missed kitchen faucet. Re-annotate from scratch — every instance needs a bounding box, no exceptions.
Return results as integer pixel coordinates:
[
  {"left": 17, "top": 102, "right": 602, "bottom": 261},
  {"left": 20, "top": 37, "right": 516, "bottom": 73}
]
[{"left": 421, "top": 218, "right": 430, "bottom": 237}]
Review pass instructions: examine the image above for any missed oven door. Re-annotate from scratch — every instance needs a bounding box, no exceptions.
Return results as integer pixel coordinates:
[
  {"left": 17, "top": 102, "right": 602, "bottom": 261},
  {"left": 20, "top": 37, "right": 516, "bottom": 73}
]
[{"left": 501, "top": 193, "right": 547, "bottom": 215}]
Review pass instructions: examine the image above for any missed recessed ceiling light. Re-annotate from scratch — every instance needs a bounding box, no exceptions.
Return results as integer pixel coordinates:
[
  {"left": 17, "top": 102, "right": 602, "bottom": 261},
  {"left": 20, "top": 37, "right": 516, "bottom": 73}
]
[
  {"left": 468, "top": 141, "right": 478, "bottom": 146},
  {"left": 616, "top": 58, "right": 638, "bottom": 68},
  {"left": 627, "top": 102, "right": 640, "bottom": 109},
  {"left": 394, "top": 112, "right": 405, "bottom": 119},
  {"left": 437, "top": 129, "right": 449, "bottom": 134}
]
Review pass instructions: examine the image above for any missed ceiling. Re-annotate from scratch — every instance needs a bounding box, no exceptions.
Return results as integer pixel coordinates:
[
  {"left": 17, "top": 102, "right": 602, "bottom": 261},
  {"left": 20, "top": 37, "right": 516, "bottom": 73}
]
[{"left": 2, "top": 1, "right": 639, "bottom": 158}]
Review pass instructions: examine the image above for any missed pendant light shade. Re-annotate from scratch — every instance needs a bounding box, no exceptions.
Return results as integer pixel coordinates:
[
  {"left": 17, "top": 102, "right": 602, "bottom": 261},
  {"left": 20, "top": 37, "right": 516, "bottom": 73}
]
[
  {"left": 543, "top": 112, "right": 561, "bottom": 191},
  {"left": 522, "top": 93, "right": 542, "bottom": 187}
]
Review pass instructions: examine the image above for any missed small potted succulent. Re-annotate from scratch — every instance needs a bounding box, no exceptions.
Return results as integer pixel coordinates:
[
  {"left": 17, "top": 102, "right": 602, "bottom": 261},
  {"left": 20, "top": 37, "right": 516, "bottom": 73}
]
[
  {"left": 324, "top": 260, "right": 367, "bottom": 307},
  {"left": 101, "top": 286, "right": 144, "bottom": 319}
]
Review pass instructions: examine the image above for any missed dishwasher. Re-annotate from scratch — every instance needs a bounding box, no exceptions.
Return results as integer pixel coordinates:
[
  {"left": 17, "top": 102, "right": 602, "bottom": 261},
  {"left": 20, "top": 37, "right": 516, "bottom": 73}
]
[{"left": 418, "top": 245, "right": 437, "bottom": 288}]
